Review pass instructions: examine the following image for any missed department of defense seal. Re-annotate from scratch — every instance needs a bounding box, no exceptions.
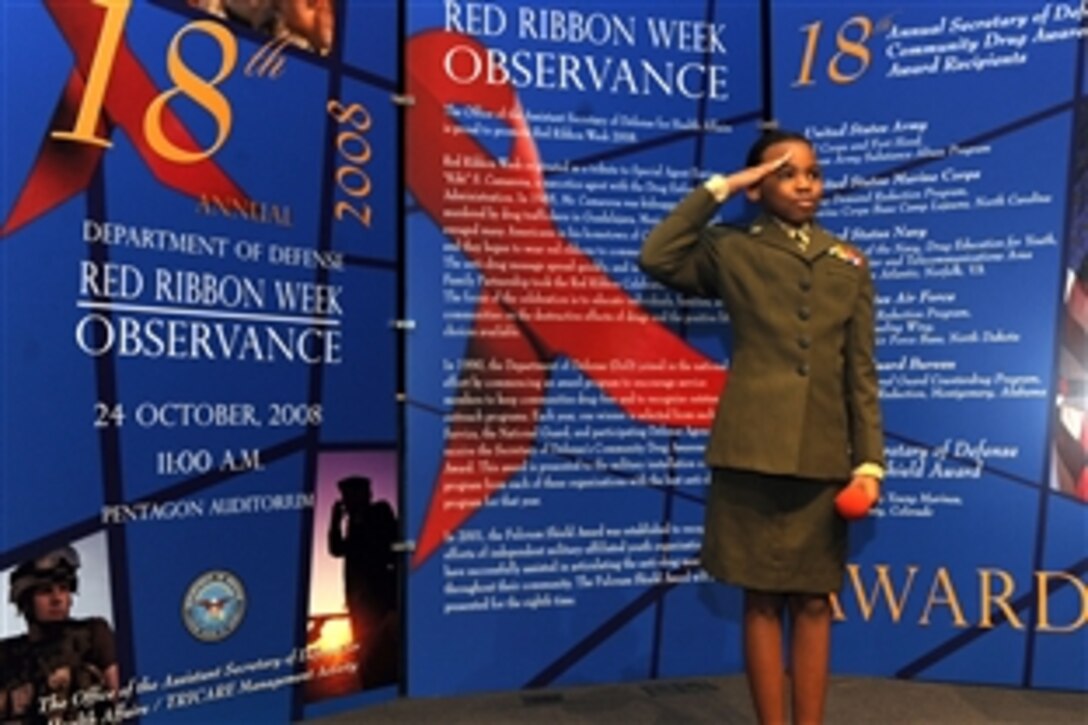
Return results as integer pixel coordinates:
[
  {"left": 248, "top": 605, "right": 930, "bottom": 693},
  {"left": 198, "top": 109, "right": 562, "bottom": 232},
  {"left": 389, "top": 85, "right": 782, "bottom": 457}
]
[{"left": 182, "top": 570, "right": 246, "bottom": 642}]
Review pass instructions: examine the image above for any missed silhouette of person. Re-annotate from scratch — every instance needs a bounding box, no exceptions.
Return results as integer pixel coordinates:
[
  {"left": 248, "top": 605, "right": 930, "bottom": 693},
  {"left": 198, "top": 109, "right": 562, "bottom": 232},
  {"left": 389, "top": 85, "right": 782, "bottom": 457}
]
[{"left": 327, "top": 476, "right": 398, "bottom": 687}]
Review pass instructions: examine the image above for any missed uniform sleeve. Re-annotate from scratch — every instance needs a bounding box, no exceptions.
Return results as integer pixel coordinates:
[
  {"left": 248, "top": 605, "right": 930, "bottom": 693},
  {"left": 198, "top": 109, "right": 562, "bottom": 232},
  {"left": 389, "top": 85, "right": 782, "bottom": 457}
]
[
  {"left": 88, "top": 618, "right": 118, "bottom": 671},
  {"left": 638, "top": 186, "right": 724, "bottom": 298},
  {"left": 844, "top": 258, "right": 885, "bottom": 467}
]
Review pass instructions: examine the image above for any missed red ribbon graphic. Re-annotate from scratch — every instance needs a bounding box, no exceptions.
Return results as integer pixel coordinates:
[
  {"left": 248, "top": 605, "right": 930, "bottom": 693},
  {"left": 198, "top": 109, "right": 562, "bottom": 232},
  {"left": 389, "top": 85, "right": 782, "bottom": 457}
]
[
  {"left": 2, "top": 0, "right": 246, "bottom": 236},
  {"left": 406, "top": 31, "right": 728, "bottom": 566}
]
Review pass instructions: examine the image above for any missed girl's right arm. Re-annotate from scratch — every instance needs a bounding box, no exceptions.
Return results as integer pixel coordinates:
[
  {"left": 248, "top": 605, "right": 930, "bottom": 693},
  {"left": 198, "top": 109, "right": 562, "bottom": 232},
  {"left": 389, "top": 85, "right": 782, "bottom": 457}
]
[{"left": 638, "top": 153, "right": 790, "bottom": 296}]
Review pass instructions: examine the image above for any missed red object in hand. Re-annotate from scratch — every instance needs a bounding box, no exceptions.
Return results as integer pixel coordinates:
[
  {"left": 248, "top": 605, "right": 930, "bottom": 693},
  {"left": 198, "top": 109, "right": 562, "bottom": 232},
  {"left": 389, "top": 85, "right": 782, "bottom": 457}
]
[{"left": 835, "top": 484, "right": 874, "bottom": 520}]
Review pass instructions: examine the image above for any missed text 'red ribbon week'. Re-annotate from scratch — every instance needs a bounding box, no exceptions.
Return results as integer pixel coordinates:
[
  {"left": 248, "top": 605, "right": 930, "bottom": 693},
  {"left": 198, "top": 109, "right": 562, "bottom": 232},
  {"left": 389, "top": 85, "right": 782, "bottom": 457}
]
[{"left": 406, "top": 31, "right": 728, "bottom": 566}]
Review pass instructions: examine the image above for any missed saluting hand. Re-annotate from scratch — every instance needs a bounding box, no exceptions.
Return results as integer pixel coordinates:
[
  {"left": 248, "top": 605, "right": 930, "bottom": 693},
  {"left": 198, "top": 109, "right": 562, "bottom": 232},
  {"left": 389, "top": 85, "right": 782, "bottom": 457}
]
[{"left": 724, "top": 150, "right": 792, "bottom": 192}]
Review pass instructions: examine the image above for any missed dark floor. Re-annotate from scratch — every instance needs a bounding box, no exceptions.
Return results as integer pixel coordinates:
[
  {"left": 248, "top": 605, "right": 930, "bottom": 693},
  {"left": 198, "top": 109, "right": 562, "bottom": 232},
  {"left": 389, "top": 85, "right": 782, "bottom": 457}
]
[{"left": 309, "top": 675, "right": 1087, "bottom": 723}]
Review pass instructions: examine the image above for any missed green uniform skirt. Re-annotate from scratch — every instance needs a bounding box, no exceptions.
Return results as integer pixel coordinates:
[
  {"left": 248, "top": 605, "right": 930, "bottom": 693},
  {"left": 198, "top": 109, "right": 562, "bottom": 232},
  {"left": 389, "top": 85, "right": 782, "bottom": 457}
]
[{"left": 700, "top": 468, "right": 847, "bottom": 594}]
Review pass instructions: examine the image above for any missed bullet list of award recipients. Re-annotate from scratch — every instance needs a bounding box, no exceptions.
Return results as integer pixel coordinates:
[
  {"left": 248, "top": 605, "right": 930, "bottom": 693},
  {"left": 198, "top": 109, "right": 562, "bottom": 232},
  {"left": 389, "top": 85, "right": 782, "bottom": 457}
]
[{"left": 809, "top": 120, "right": 1054, "bottom": 411}]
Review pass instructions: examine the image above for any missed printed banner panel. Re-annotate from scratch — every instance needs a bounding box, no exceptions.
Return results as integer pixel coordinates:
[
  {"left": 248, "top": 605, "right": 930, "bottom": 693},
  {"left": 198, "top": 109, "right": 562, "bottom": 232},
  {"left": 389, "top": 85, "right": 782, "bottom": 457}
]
[
  {"left": 404, "top": 0, "right": 773, "bottom": 697},
  {"left": 404, "top": 0, "right": 1086, "bottom": 697},
  {"left": 768, "top": 0, "right": 1086, "bottom": 690},
  {"left": 0, "top": 1, "right": 402, "bottom": 722}
]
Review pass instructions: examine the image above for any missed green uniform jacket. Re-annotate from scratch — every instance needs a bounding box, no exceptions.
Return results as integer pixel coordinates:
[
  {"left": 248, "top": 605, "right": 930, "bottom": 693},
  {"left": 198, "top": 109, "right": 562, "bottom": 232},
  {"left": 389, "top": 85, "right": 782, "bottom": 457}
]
[{"left": 639, "top": 186, "right": 884, "bottom": 480}]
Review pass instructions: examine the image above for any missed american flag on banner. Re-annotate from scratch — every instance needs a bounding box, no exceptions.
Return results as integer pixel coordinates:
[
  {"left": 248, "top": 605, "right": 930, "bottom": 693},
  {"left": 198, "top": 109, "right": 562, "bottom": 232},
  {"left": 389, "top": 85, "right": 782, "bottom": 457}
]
[{"left": 1054, "top": 255, "right": 1088, "bottom": 500}]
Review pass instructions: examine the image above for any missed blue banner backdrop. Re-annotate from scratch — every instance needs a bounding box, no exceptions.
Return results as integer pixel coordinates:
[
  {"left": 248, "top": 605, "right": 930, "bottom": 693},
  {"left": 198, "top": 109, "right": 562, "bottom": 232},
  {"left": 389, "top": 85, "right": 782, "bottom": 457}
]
[
  {"left": 404, "top": 0, "right": 1086, "bottom": 698},
  {"left": 0, "top": 1, "right": 402, "bottom": 722},
  {"left": 2, "top": 1, "right": 1085, "bottom": 722}
]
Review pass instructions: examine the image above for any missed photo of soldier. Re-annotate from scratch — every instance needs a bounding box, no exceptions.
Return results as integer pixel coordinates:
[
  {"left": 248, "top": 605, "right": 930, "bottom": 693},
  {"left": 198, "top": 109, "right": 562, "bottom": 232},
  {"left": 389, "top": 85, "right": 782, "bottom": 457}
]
[
  {"left": 0, "top": 546, "right": 118, "bottom": 724},
  {"left": 186, "top": 0, "right": 336, "bottom": 55},
  {"left": 304, "top": 451, "right": 401, "bottom": 703},
  {"left": 327, "top": 475, "right": 399, "bottom": 688}
]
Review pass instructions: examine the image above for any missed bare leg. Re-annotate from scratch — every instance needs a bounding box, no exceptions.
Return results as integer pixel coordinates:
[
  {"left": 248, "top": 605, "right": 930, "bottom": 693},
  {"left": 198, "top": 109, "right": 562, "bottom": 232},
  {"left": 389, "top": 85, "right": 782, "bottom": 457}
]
[
  {"left": 788, "top": 594, "right": 832, "bottom": 725},
  {"left": 744, "top": 589, "right": 787, "bottom": 725}
]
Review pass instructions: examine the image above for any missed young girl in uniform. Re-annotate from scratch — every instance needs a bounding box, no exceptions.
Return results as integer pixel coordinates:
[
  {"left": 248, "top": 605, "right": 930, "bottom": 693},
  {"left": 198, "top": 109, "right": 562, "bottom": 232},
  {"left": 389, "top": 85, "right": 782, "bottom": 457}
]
[{"left": 640, "top": 129, "right": 884, "bottom": 724}]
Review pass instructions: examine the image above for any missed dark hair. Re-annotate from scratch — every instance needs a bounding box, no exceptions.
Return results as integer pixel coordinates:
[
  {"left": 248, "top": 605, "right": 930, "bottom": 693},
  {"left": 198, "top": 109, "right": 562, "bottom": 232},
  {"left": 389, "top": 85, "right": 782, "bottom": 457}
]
[
  {"left": 337, "top": 475, "right": 372, "bottom": 497},
  {"left": 745, "top": 128, "right": 812, "bottom": 167}
]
